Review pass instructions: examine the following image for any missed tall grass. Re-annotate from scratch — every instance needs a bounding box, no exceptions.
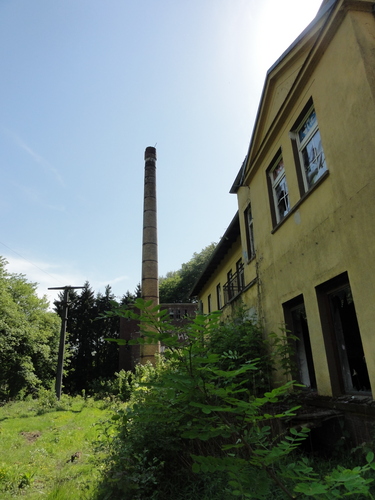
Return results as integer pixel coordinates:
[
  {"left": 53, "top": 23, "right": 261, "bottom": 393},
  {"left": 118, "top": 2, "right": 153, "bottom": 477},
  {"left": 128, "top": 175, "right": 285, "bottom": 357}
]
[{"left": 0, "top": 394, "right": 112, "bottom": 499}]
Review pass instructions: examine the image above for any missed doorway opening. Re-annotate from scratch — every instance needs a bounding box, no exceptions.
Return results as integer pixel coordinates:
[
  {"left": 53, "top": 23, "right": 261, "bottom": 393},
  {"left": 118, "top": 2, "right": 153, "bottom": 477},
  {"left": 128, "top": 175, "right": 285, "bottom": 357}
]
[
  {"left": 283, "top": 295, "right": 316, "bottom": 389},
  {"left": 316, "top": 272, "right": 370, "bottom": 395}
]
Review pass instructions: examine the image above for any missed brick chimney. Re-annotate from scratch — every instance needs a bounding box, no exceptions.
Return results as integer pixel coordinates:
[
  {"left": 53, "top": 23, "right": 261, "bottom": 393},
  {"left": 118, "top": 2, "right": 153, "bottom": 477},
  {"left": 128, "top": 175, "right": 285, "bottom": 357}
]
[{"left": 140, "top": 146, "right": 160, "bottom": 362}]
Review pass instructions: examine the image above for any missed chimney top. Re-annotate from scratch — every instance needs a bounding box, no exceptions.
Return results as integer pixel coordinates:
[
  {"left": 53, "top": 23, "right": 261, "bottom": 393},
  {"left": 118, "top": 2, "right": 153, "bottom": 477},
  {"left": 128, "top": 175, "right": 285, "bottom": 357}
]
[{"left": 144, "top": 146, "right": 157, "bottom": 161}]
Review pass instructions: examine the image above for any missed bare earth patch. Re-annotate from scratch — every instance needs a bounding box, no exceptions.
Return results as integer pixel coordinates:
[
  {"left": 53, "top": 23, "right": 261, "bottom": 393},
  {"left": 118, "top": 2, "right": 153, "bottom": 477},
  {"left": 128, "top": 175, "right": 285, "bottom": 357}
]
[{"left": 20, "top": 431, "right": 41, "bottom": 443}]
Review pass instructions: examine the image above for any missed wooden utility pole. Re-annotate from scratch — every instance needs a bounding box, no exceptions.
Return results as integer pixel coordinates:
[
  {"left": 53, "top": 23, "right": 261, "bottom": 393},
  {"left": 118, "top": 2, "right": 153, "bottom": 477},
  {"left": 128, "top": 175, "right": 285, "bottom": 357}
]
[{"left": 48, "top": 286, "right": 84, "bottom": 400}]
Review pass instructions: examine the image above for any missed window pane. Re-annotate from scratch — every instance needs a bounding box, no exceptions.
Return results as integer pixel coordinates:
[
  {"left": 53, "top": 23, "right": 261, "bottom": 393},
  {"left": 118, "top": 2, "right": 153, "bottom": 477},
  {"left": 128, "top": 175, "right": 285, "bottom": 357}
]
[
  {"left": 302, "top": 130, "right": 327, "bottom": 188},
  {"left": 275, "top": 176, "right": 290, "bottom": 219},
  {"left": 270, "top": 156, "right": 290, "bottom": 223},
  {"left": 298, "top": 109, "right": 316, "bottom": 142},
  {"left": 245, "top": 205, "right": 255, "bottom": 259},
  {"left": 272, "top": 159, "right": 284, "bottom": 181},
  {"left": 216, "top": 284, "right": 222, "bottom": 309}
]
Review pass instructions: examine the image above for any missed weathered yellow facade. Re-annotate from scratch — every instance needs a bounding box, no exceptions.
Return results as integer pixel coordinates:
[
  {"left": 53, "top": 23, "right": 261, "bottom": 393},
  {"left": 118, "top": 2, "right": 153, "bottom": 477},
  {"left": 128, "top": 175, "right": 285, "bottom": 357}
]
[{"left": 192, "top": 0, "right": 375, "bottom": 399}]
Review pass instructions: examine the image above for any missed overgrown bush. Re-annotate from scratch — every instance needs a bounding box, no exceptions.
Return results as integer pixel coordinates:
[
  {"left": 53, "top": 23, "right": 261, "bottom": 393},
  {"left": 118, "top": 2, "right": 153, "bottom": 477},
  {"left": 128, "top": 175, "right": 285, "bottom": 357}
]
[
  {"left": 96, "top": 300, "right": 375, "bottom": 499},
  {"left": 206, "top": 304, "right": 273, "bottom": 396},
  {"left": 87, "top": 370, "right": 135, "bottom": 402}
]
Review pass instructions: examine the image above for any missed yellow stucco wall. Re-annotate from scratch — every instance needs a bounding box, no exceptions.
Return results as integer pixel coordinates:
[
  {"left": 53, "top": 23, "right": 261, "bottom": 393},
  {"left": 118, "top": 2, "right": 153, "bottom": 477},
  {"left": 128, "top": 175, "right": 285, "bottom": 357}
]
[
  {"left": 199, "top": 237, "right": 243, "bottom": 315},
  {"left": 235, "top": 6, "right": 375, "bottom": 396},
  {"left": 257, "top": 25, "right": 322, "bottom": 144},
  {"left": 196, "top": 3, "right": 375, "bottom": 399}
]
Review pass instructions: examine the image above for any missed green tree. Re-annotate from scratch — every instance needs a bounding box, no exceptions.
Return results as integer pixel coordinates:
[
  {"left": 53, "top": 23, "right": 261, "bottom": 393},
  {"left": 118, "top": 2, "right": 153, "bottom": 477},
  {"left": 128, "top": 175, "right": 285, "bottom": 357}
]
[
  {"left": 92, "top": 285, "right": 122, "bottom": 380},
  {"left": 159, "top": 243, "right": 216, "bottom": 303},
  {"left": 120, "top": 283, "right": 141, "bottom": 306},
  {"left": 54, "top": 282, "right": 122, "bottom": 394},
  {"left": 0, "top": 257, "right": 61, "bottom": 399},
  {"left": 65, "top": 282, "right": 96, "bottom": 393}
]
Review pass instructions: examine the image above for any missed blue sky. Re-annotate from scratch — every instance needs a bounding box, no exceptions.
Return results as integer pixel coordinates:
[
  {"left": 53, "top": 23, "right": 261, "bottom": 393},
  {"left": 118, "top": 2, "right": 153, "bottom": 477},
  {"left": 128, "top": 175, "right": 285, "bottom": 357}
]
[{"left": 0, "top": 0, "right": 323, "bottom": 305}]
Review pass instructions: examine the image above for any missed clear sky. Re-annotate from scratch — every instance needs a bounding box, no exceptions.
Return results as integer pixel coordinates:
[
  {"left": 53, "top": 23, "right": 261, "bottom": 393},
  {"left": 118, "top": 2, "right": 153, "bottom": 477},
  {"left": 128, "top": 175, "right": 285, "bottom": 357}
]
[{"left": 0, "top": 0, "right": 323, "bottom": 305}]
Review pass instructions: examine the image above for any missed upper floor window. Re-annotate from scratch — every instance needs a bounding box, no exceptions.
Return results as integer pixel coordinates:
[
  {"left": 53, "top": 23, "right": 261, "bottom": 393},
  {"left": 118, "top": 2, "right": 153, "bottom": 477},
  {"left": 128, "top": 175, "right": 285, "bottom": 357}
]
[
  {"left": 223, "top": 266, "right": 244, "bottom": 305},
  {"left": 207, "top": 294, "right": 212, "bottom": 314},
  {"left": 236, "top": 258, "right": 245, "bottom": 290},
  {"left": 292, "top": 102, "right": 327, "bottom": 193},
  {"left": 216, "top": 283, "right": 222, "bottom": 310},
  {"left": 268, "top": 152, "right": 290, "bottom": 225},
  {"left": 244, "top": 205, "right": 255, "bottom": 261}
]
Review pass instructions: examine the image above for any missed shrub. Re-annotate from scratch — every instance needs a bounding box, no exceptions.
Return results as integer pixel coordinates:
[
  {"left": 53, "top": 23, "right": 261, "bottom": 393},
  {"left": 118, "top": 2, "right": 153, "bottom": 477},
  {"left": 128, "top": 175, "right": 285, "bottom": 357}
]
[
  {"left": 98, "top": 299, "right": 375, "bottom": 499},
  {"left": 206, "top": 305, "right": 273, "bottom": 395},
  {"left": 87, "top": 370, "right": 134, "bottom": 402}
]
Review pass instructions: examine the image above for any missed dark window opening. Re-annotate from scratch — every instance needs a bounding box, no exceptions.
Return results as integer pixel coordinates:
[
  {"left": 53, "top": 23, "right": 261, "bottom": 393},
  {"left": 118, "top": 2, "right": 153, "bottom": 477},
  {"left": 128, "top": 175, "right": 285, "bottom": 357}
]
[
  {"left": 283, "top": 295, "right": 316, "bottom": 389},
  {"left": 216, "top": 283, "right": 222, "bottom": 310},
  {"left": 236, "top": 259, "right": 245, "bottom": 290},
  {"left": 223, "top": 264, "right": 245, "bottom": 304},
  {"left": 244, "top": 205, "right": 255, "bottom": 260},
  {"left": 316, "top": 273, "right": 371, "bottom": 395}
]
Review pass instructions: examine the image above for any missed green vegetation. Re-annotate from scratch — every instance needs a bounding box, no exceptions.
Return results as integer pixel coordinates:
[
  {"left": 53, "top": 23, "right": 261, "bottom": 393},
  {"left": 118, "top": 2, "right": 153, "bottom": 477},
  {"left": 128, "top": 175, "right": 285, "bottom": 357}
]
[
  {"left": 0, "top": 257, "right": 61, "bottom": 400},
  {"left": 0, "top": 394, "right": 111, "bottom": 499},
  {"left": 159, "top": 243, "right": 216, "bottom": 303},
  {"left": 99, "top": 299, "right": 375, "bottom": 499},
  {"left": 1, "top": 256, "right": 375, "bottom": 499},
  {"left": 53, "top": 282, "right": 140, "bottom": 396},
  {"left": 0, "top": 255, "right": 139, "bottom": 401}
]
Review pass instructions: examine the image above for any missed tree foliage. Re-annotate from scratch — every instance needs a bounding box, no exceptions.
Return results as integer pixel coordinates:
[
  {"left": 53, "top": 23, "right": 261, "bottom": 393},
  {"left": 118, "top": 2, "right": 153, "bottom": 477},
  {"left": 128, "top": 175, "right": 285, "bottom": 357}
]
[
  {"left": 159, "top": 243, "right": 216, "bottom": 303},
  {"left": 53, "top": 283, "right": 139, "bottom": 394},
  {"left": 0, "top": 257, "right": 61, "bottom": 399},
  {"left": 100, "top": 300, "right": 375, "bottom": 499}
]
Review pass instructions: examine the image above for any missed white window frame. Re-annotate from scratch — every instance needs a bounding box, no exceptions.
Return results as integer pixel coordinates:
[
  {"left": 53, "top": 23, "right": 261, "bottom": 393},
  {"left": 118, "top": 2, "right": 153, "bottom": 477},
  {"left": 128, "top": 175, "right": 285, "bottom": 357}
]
[
  {"left": 295, "top": 105, "right": 327, "bottom": 191},
  {"left": 269, "top": 154, "right": 290, "bottom": 223}
]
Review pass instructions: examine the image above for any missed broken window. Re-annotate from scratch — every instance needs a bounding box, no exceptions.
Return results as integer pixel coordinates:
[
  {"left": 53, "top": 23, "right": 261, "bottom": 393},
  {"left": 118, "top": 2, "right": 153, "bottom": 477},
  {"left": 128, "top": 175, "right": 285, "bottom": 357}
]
[
  {"left": 291, "top": 100, "right": 327, "bottom": 194},
  {"left": 268, "top": 153, "right": 290, "bottom": 224}
]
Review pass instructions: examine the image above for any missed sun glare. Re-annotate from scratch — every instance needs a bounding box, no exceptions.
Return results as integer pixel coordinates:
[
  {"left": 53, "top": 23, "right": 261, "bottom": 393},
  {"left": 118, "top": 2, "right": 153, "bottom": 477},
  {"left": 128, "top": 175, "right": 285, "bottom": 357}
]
[{"left": 253, "top": 0, "right": 323, "bottom": 76}]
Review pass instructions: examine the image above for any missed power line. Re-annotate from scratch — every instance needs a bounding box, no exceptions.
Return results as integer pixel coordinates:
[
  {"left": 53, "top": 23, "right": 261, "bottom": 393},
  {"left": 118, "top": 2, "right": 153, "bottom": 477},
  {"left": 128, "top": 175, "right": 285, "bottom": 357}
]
[{"left": 0, "top": 240, "right": 65, "bottom": 286}]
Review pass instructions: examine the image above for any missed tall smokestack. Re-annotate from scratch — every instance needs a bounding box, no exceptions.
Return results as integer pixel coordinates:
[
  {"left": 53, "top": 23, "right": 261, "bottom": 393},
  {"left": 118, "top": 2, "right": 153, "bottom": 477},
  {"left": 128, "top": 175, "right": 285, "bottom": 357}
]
[{"left": 140, "top": 146, "right": 159, "bottom": 362}]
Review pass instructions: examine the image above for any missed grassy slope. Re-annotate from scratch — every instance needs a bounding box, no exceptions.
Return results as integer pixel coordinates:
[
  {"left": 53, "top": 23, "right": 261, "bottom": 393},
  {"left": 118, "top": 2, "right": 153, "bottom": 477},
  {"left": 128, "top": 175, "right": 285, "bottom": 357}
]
[{"left": 0, "top": 397, "right": 111, "bottom": 499}]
